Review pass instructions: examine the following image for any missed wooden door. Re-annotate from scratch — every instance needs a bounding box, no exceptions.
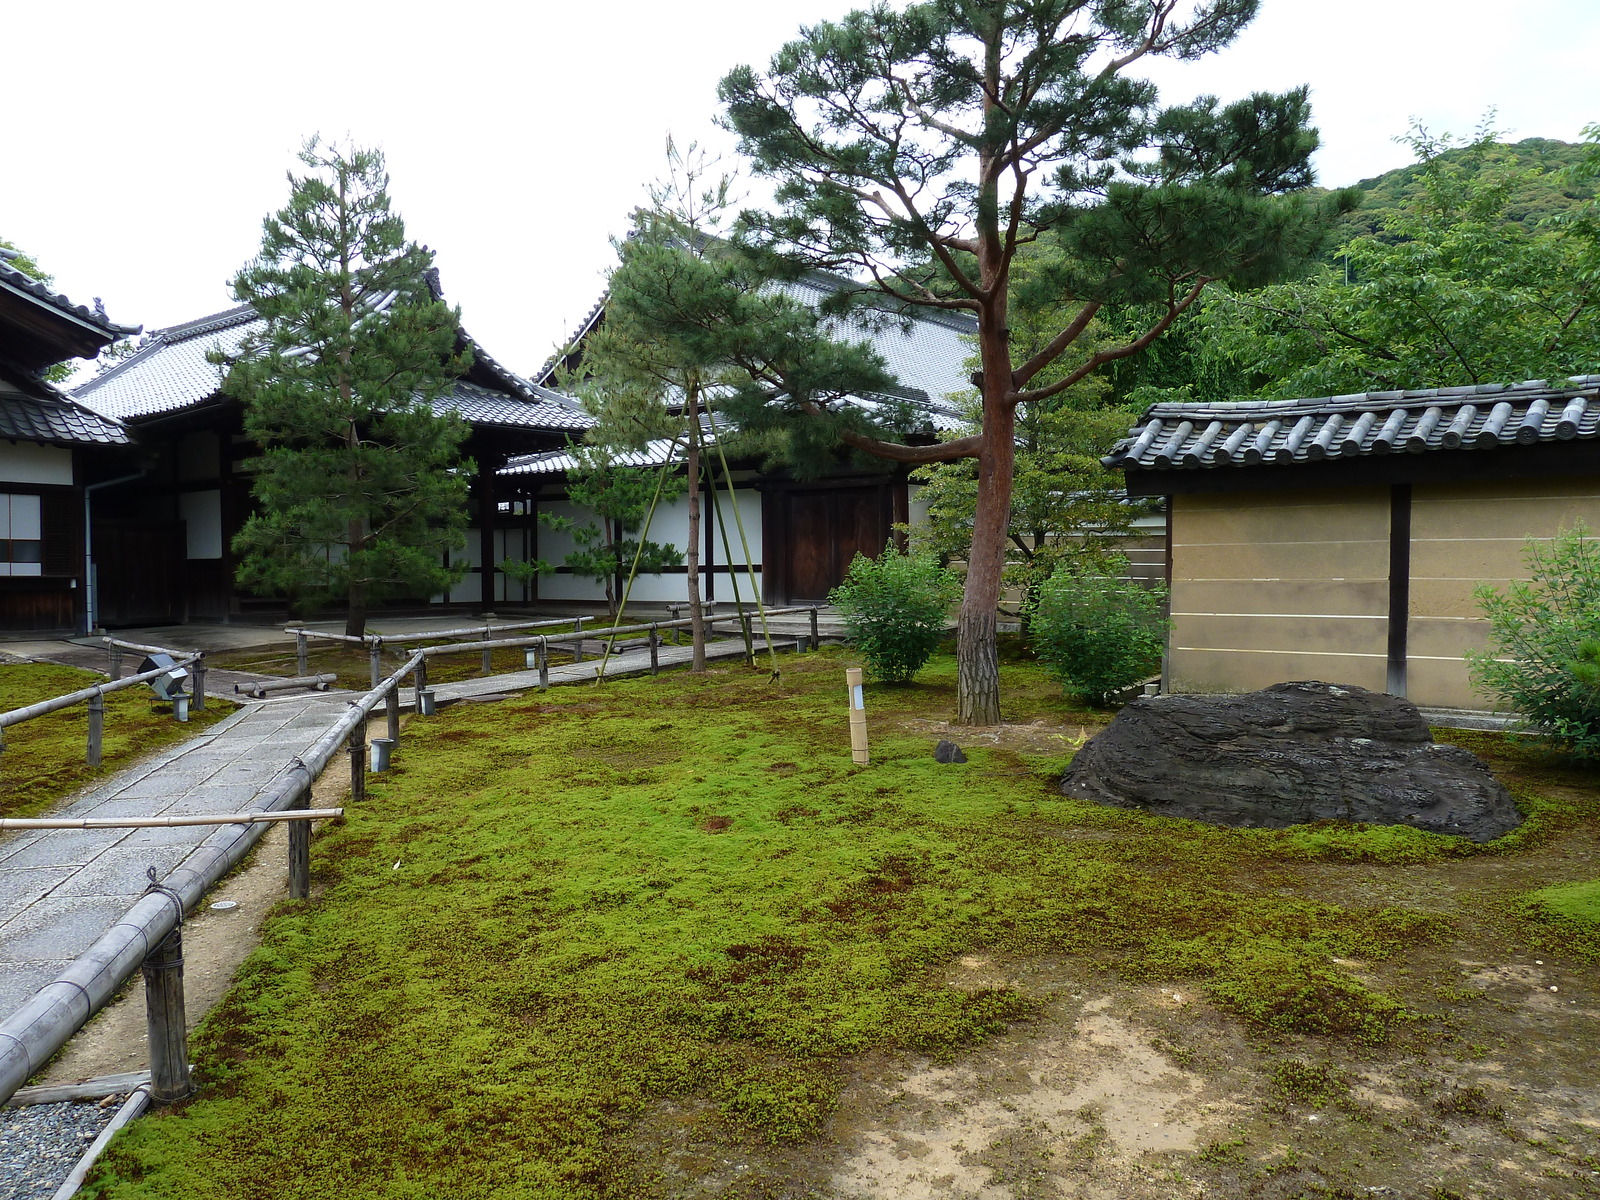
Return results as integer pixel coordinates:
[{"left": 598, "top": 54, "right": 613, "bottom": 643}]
[
  {"left": 779, "top": 485, "right": 893, "bottom": 603},
  {"left": 92, "top": 520, "right": 185, "bottom": 627}
]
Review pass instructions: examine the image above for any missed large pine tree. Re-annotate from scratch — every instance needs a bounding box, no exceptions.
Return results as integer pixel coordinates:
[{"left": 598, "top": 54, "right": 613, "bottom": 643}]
[
  {"left": 719, "top": 0, "right": 1352, "bottom": 723},
  {"left": 223, "top": 138, "right": 472, "bottom": 637}
]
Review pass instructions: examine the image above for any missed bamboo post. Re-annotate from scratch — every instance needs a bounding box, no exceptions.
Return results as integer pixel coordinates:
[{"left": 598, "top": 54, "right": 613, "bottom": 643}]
[
  {"left": 572, "top": 617, "right": 585, "bottom": 663},
  {"left": 86, "top": 691, "right": 104, "bottom": 768},
  {"left": 190, "top": 653, "right": 206, "bottom": 713},
  {"left": 108, "top": 646, "right": 123, "bottom": 682},
  {"left": 740, "top": 609, "right": 754, "bottom": 664},
  {"left": 846, "top": 667, "right": 869, "bottom": 766},
  {"left": 385, "top": 687, "right": 400, "bottom": 744},
  {"left": 415, "top": 655, "right": 428, "bottom": 699},
  {"left": 481, "top": 628, "right": 492, "bottom": 675},
  {"left": 538, "top": 638, "right": 549, "bottom": 690},
  {"left": 649, "top": 624, "right": 659, "bottom": 676},
  {"left": 295, "top": 632, "right": 309, "bottom": 678},
  {"left": 348, "top": 726, "right": 366, "bottom": 804},
  {"left": 368, "top": 640, "right": 383, "bottom": 689},
  {"left": 288, "top": 788, "right": 310, "bottom": 901},
  {"left": 809, "top": 607, "right": 820, "bottom": 652},
  {"left": 142, "top": 928, "right": 192, "bottom": 1103}
]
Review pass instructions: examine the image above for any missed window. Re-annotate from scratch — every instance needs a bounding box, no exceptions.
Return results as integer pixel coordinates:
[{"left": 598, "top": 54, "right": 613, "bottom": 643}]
[{"left": 0, "top": 494, "right": 43, "bottom": 577}]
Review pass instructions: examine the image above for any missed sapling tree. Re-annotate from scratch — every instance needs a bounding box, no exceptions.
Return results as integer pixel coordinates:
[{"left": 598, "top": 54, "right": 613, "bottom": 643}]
[
  {"left": 223, "top": 137, "right": 471, "bottom": 636},
  {"left": 719, "top": 0, "right": 1351, "bottom": 723},
  {"left": 567, "top": 140, "right": 897, "bottom": 664}
]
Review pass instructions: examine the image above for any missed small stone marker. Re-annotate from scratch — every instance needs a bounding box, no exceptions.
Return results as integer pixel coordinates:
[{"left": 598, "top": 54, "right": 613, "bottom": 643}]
[{"left": 934, "top": 740, "right": 967, "bottom": 764}]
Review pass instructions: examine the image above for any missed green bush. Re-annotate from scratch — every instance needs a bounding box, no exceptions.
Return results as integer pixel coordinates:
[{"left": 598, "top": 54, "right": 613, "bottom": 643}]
[
  {"left": 1030, "top": 562, "right": 1166, "bottom": 704},
  {"left": 1468, "top": 524, "right": 1600, "bottom": 759},
  {"left": 828, "top": 545, "right": 960, "bottom": 683}
]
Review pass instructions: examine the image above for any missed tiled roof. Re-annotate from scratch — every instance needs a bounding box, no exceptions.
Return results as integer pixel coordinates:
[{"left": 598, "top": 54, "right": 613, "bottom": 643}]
[
  {"left": 0, "top": 362, "right": 130, "bottom": 446},
  {"left": 0, "top": 253, "right": 141, "bottom": 340},
  {"left": 444, "top": 380, "right": 589, "bottom": 431},
  {"left": 502, "top": 437, "right": 683, "bottom": 478},
  {"left": 1105, "top": 378, "right": 1600, "bottom": 472},
  {"left": 76, "top": 301, "right": 586, "bottom": 433},
  {"left": 539, "top": 270, "right": 974, "bottom": 434}
]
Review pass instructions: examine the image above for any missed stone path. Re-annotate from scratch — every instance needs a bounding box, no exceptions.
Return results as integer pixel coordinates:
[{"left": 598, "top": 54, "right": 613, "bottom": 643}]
[{"left": 0, "top": 692, "right": 348, "bottom": 1016}]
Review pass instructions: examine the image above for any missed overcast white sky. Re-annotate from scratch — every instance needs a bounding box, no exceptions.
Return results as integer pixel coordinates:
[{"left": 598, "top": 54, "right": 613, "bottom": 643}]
[{"left": 5, "top": 0, "right": 1596, "bottom": 380}]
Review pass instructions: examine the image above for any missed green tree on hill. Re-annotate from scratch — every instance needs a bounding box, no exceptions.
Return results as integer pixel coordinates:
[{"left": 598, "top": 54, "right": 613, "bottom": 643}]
[{"left": 221, "top": 138, "right": 472, "bottom": 637}]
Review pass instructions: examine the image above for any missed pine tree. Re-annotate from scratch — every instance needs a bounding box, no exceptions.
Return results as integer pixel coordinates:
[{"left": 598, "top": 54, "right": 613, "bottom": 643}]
[
  {"left": 718, "top": 0, "right": 1353, "bottom": 723},
  {"left": 221, "top": 138, "right": 472, "bottom": 637}
]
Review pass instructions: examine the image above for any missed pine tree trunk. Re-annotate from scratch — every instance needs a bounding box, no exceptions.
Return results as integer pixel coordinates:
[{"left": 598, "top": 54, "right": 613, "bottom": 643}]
[
  {"left": 685, "top": 386, "right": 707, "bottom": 671},
  {"left": 955, "top": 317, "right": 1017, "bottom": 726}
]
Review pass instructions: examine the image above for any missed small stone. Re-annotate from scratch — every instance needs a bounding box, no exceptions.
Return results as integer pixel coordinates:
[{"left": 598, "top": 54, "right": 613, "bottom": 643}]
[{"left": 934, "top": 740, "right": 967, "bottom": 764}]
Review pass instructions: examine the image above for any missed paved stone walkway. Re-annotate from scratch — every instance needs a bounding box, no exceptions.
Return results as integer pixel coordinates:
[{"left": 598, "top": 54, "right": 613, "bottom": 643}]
[{"left": 0, "top": 692, "right": 348, "bottom": 1015}]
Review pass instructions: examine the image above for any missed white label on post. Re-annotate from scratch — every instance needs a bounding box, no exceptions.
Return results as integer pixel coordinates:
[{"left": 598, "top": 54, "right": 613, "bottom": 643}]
[{"left": 852, "top": 684, "right": 864, "bottom": 710}]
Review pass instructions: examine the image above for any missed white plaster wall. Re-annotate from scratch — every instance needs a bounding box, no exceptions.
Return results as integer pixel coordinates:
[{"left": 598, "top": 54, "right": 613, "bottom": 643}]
[
  {"left": 0, "top": 442, "right": 72, "bottom": 486},
  {"left": 178, "top": 489, "right": 223, "bottom": 559},
  {"left": 907, "top": 481, "right": 930, "bottom": 529}
]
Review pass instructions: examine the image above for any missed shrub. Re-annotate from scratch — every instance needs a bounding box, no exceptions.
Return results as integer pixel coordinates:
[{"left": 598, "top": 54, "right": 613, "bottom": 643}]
[
  {"left": 1468, "top": 524, "right": 1600, "bottom": 758},
  {"left": 828, "top": 545, "right": 960, "bottom": 683},
  {"left": 1030, "top": 562, "right": 1166, "bottom": 705}
]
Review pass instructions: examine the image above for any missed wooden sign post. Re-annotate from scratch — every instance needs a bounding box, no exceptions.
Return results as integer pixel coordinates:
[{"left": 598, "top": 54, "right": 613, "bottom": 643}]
[{"left": 846, "top": 667, "right": 869, "bottom": 765}]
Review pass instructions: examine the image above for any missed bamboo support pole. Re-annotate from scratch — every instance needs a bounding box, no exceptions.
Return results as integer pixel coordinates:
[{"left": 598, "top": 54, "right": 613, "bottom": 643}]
[
  {"left": 846, "top": 667, "right": 869, "bottom": 766},
  {"left": 649, "top": 624, "right": 659, "bottom": 676},
  {"left": 235, "top": 673, "right": 337, "bottom": 698},
  {"left": 386, "top": 687, "right": 400, "bottom": 744},
  {"left": 0, "top": 810, "right": 343, "bottom": 831},
  {"left": 107, "top": 646, "right": 123, "bottom": 681},
  {"left": 348, "top": 726, "right": 366, "bottom": 804},
  {"left": 481, "top": 628, "right": 493, "bottom": 674},
  {"left": 142, "top": 929, "right": 191, "bottom": 1103},
  {"left": 538, "top": 638, "right": 549, "bottom": 690},
  {"left": 368, "top": 641, "right": 383, "bottom": 689},
  {"left": 1, "top": 657, "right": 201, "bottom": 730},
  {"left": 296, "top": 632, "right": 309, "bottom": 677},
  {"left": 86, "top": 692, "right": 104, "bottom": 769},
  {"left": 809, "top": 607, "right": 820, "bottom": 652},
  {"left": 571, "top": 616, "right": 585, "bottom": 663}
]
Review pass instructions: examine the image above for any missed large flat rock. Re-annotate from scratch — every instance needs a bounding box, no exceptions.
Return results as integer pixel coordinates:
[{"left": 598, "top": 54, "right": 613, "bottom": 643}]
[{"left": 1061, "top": 681, "right": 1522, "bottom": 842}]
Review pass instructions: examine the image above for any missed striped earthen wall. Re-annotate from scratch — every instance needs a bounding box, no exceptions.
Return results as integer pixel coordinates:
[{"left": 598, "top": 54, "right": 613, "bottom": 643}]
[
  {"left": 1167, "top": 487, "right": 1391, "bottom": 695},
  {"left": 1407, "top": 476, "right": 1600, "bottom": 710}
]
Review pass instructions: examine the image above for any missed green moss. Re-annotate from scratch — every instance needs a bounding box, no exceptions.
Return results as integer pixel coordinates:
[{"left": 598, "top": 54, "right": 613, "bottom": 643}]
[
  {"left": 76, "top": 653, "right": 1525, "bottom": 1198},
  {"left": 1529, "top": 879, "right": 1600, "bottom": 924},
  {"left": 1270, "top": 1059, "right": 1351, "bottom": 1108},
  {"left": 0, "top": 663, "right": 233, "bottom": 819}
]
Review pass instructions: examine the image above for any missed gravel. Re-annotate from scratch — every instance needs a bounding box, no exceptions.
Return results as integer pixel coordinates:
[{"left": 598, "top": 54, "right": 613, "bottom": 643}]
[{"left": 0, "top": 1100, "right": 119, "bottom": 1200}]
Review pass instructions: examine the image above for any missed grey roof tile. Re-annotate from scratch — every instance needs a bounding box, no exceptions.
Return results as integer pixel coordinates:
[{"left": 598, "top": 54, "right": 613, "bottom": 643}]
[
  {"left": 1105, "top": 377, "right": 1600, "bottom": 472},
  {"left": 0, "top": 255, "right": 141, "bottom": 339},
  {"left": 75, "top": 302, "right": 586, "bottom": 434},
  {"left": 0, "top": 363, "right": 130, "bottom": 446}
]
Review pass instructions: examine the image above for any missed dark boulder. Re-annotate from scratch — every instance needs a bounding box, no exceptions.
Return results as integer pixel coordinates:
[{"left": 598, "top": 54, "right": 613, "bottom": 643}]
[{"left": 1061, "top": 681, "right": 1521, "bottom": 842}]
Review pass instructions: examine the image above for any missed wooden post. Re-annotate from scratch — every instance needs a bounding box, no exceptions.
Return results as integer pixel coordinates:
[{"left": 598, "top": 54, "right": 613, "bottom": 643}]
[
  {"left": 87, "top": 691, "right": 104, "bottom": 768},
  {"left": 538, "top": 638, "right": 549, "bottom": 690},
  {"left": 142, "top": 928, "right": 192, "bottom": 1103},
  {"left": 846, "top": 667, "right": 869, "bottom": 766},
  {"left": 571, "top": 617, "right": 585, "bottom": 663},
  {"left": 481, "top": 628, "right": 493, "bottom": 675},
  {"left": 368, "top": 640, "right": 383, "bottom": 689},
  {"left": 385, "top": 687, "right": 400, "bottom": 744},
  {"left": 740, "top": 609, "right": 754, "bottom": 664},
  {"left": 649, "top": 624, "right": 659, "bottom": 676},
  {"left": 415, "top": 655, "right": 428, "bottom": 699},
  {"left": 296, "top": 633, "right": 308, "bottom": 678},
  {"left": 348, "top": 727, "right": 366, "bottom": 804},
  {"left": 288, "top": 788, "right": 310, "bottom": 901},
  {"left": 809, "top": 607, "right": 820, "bottom": 652},
  {"left": 190, "top": 653, "right": 206, "bottom": 713},
  {"left": 108, "top": 646, "right": 123, "bottom": 682}
]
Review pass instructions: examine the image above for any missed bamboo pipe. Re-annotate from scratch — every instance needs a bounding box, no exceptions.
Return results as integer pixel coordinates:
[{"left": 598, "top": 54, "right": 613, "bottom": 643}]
[{"left": 846, "top": 667, "right": 869, "bottom": 766}]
